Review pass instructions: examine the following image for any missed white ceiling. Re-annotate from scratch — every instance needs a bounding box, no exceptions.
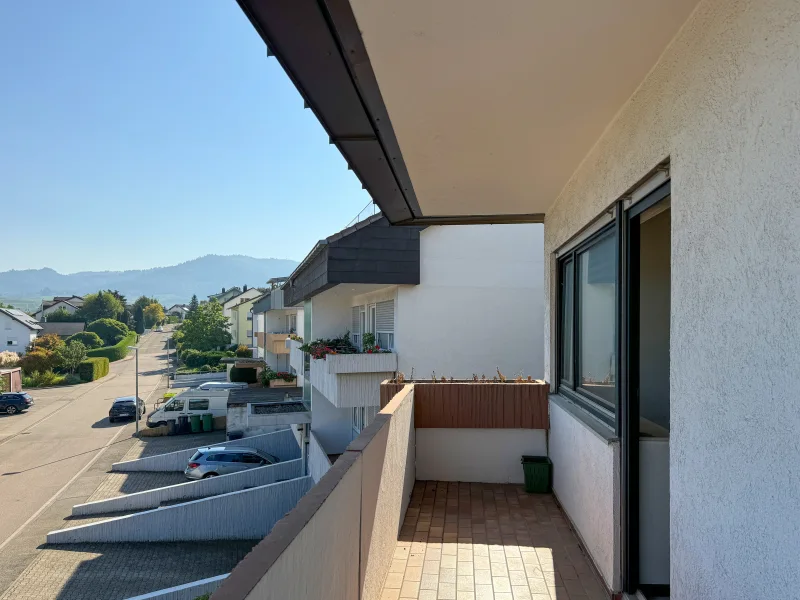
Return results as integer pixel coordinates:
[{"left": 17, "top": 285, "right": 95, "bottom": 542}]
[{"left": 349, "top": 0, "right": 699, "bottom": 217}]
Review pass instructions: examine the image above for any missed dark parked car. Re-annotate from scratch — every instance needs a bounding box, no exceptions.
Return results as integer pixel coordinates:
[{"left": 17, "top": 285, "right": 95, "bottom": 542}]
[
  {"left": 0, "top": 392, "right": 33, "bottom": 415},
  {"left": 109, "top": 396, "right": 145, "bottom": 423}
]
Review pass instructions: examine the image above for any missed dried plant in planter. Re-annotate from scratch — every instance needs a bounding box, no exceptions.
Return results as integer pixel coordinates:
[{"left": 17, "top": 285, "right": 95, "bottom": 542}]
[
  {"left": 396, "top": 372, "right": 405, "bottom": 384},
  {"left": 496, "top": 367, "right": 507, "bottom": 382}
]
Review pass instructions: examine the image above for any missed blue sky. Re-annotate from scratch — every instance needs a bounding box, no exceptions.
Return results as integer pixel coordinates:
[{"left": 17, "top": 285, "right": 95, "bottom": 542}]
[{"left": 0, "top": 1, "right": 372, "bottom": 273}]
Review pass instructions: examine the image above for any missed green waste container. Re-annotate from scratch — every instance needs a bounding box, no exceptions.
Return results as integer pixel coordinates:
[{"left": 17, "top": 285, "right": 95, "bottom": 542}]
[
  {"left": 190, "top": 413, "right": 202, "bottom": 433},
  {"left": 521, "top": 456, "right": 552, "bottom": 493},
  {"left": 202, "top": 412, "right": 214, "bottom": 432}
]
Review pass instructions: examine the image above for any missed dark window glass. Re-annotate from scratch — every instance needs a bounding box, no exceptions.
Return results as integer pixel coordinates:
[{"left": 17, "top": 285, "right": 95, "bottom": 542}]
[
  {"left": 189, "top": 399, "right": 209, "bottom": 411},
  {"left": 560, "top": 259, "right": 574, "bottom": 386},
  {"left": 577, "top": 233, "right": 617, "bottom": 406},
  {"left": 241, "top": 454, "right": 263, "bottom": 464}
]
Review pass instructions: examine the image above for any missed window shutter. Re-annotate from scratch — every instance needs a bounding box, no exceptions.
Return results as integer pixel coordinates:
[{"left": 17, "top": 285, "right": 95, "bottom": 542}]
[
  {"left": 351, "top": 306, "right": 361, "bottom": 335},
  {"left": 376, "top": 300, "right": 394, "bottom": 332}
]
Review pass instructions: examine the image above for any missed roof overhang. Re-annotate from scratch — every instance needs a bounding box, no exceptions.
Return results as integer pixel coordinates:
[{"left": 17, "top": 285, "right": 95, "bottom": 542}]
[{"left": 237, "top": 0, "right": 698, "bottom": 223}]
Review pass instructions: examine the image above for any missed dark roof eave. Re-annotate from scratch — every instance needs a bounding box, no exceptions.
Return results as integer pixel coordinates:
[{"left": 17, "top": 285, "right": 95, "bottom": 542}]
[{"left": 235, "top": 0, "right": 420, "bottom": 224}]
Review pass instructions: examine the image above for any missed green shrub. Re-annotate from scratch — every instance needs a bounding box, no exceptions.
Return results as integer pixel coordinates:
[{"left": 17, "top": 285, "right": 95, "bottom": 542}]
[
  {"left": 66, "top": 332, "right": 104, "bottom": 349},
  {"left": 22, "top": 370, "right": 64, "bottom": 388},
  {"left": 230, "top": 366, "right": 257, "bottom": 383},
  {"left": 200, "top": 364, "right": 212, "bottom": 372},
  {"left": 86, "top": 331, "right": 138, "bottom": 362},
  {"left": 19, "top": 349, "right": 59, "bottom": 375},
  {"left": 87, "top": 318, "right": 129, "bottom": 346},
  {"left": 63, "top": 374, "right": 82, "bottom": 385},
  {"left": 78, "top": 357, "right": 110, "bottom": 381},
  {"left": 183, "top": 349, "right": 228, "bottom": 369}
]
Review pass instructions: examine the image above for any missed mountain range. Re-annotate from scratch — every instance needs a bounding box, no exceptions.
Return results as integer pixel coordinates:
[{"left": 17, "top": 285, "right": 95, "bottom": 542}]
[{"left": 0, "top": 255, "right": 299, "bottom": 308}]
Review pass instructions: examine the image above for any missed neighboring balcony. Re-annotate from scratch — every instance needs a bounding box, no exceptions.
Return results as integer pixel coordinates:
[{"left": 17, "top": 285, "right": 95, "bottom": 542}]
[
  {"left": 267, "top": 333, "right": 290, "bottom": 355},
  {"left": 309, "top": 352, "right": 398, "bottom": 408}
]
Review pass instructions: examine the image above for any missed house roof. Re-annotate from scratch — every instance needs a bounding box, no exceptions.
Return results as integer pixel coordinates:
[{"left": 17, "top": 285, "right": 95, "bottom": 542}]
[
  {"left": 41, "top": 299, "right": 79, "bottom": 312},
  {"left": 250, "top": 292, "right": 273, "bottom": 314},
  {"left": 283, "top": 214, "right": 422, "bottom": 306},
  {"left": 0, "top": 309, "right": 42, "bottom": 331},
  {"left": 166, "top": 304, "right": 189, "bottom": 312},
  {"left": 38, "top": 322, "right": 86, "bottom": 338},
  {"left": 223, "top": 288, "right": 265, "bottom": 309}
]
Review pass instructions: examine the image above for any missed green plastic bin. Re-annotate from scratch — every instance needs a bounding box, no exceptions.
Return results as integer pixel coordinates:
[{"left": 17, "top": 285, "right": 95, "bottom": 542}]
[
  {"left": 202, "top": 413, "right": 214, "bottom": 432},
  {"left": 521, "top": 456, "right": 552, "bottom": 493},
  {"left": 190, "top": 413, "right": 202, "bottom": 433}
]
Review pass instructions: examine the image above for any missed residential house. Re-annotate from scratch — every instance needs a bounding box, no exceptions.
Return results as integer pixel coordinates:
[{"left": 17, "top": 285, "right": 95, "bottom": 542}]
[
  {"left": 250, "top": 278, "right": 300, "bottom": 370},
  {"left": 282, "top": 214, "right": 543, "bottom": 472},
  {"left": 38, "top": 322, "right": 85, "bottom": 339},
  {"left": 224, "top": 288, "right": 264, "bottom": 347},
  {"left": 0, "top": 309, "right": 42, "bottom": 355},
  {"left": 208, "top": 287, "right": 242, "bottom": 305},
  {"left": 166, "top": 304, "right": 190, "bottom": 321},
  {"left": 33, "top": 296, "right": 84, "bottom": 321},
  {"left": 212, "top": 2, "right": 800, "bottom": 600}
]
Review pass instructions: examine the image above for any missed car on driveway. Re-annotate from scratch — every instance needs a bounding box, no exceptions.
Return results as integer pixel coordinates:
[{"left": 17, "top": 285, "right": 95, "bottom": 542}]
[
  {"left": 0, "top": 392, "right": 33, "bottom": 415},
  {"left": 109, "top": 396, "right": 145, "bottom": 423},
  {"left": 184, "top": 446, "right": 280, "bottom": 480}
]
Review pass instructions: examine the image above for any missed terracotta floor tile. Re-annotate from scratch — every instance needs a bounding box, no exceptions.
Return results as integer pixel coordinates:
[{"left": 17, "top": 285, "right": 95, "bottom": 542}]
[
  {"left": 384, "top": 572, "right": 404, "bottom": 589},
  {"left": 437, "top": 582, "right": 457, "bottom": 599},
  {"left": 475, "top": 584, "right": 494, "bottom": 600},
  {"left": 419, "top": 591, "right": 437, "bottom": 600},
  {"left": 401, "top": 580, "right": 421, "bottom": 598},
  {"left": 493, "top": 577, "right": 512, "bottom": 593},
  {"left": 421, "top": 574, "right": 439, "bottom": 590}
]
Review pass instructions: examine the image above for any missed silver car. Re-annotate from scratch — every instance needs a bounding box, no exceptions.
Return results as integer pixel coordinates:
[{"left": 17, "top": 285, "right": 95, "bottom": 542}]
[{"left": 184, "top": 446, "right": 279, "bottom": 480}]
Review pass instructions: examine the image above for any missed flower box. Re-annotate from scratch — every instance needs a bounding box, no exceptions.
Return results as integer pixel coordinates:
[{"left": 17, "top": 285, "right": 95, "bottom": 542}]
[{"left": 269, "top": 378, "right": 297, "bottom": 388}]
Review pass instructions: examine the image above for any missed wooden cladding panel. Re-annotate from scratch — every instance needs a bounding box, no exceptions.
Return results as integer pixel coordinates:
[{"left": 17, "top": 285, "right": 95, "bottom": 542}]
[{"left": 380, "top": 381, "right": 549, "bottom": 430}]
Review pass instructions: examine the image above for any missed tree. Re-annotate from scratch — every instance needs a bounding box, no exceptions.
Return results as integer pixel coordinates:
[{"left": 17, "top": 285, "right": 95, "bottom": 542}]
[
  {"left": 44, "top": 307, "right": 83, "bottom": 322},
  {"left": 86, "top": 318, "right": 129, "bottom": 346},
  {"left": 132, "top": 296, "right": 159, "bottom": 312},
  {"left": 0, "top": 351, "right": 19, "bottom": 368},
  {"left": 66, "top": 331, "right": 104, "bottom": 349},
  {"left": 144, "top": 303, "right": 165, "bottom": 328},
  {"left": 0, "top": 302, "right": 14, "bottom": 309},
  {"left": 76, "top": 291, "right": 124, "bottom": 323},
  {"left": 134, "top": 305, "right": 145, "bottom": 334},
  {"left": 58, "top": 341, "right": 87, "bottom": 374},
  {"left": 179, "top": 300, "right": 231, "bottom": 351},
  {"left": 19, "top": 348, "right": 58, "bottom": 374},
  {"left": 32, "top": 333, "right": 65, "bottom": 353},
  {"left": 188, "top": 295, "right": 199, "bottom": 313}
]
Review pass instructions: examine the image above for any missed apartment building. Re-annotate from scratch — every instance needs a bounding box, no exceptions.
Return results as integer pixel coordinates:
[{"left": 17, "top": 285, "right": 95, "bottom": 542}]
[
  {"left": 283, "top": 215, "right": 544, "bottom": 477},
  {"left": 209, "top": 2, "right": 800, "bottom": 599},
  {"left": 250, "top": 278, "right": 300, "bottom": 369}
]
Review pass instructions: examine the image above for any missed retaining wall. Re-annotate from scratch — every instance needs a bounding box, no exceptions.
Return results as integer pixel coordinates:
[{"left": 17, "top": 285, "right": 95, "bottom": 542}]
[
  {"left": 111, "top": 428, "right": 300, "bottom": 472},
  {"left": 48, "top": 477, "right": 313, "bottom": 544},
  {"left": 74, "top": 459, "right": 303, "bottom": 516},
  {"left": 124, "top": 574, "right": 228, "bottom": 600}
]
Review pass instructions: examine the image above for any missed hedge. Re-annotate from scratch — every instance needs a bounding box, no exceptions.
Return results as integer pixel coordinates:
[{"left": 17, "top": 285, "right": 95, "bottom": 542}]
[
  {"left": 66, "top": 331, "right": 104, "bottom": 349},
  {"left": 181, "top": 349, "right": 231, "bottom": 369},
  {"left": 230, "top": 366, "right": 258, "bottom": 384},
  {"left": 86, "top": 332, "right": 138, "bottom": 362},
  {"left": 78, "top": 357, "right": 110, "bottom": 382},
  {"left": 86, "top": 318, "right": 130, "bottom": 346}
]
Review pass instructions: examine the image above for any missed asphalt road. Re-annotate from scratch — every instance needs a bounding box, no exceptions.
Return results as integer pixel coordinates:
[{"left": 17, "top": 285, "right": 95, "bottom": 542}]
[{"left": 0, "top": 331, "right": 171, "bottom": 552}]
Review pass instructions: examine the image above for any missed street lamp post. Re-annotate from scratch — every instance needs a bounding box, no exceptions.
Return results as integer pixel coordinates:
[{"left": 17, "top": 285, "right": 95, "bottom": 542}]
[{"left": 128, "top": 345, "right": 139, "bottom": 436}]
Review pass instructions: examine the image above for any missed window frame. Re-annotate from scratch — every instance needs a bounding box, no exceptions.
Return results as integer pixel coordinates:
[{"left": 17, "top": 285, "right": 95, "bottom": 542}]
[{"left": 557, "top": 223, "right": 619, "bottom": 427}]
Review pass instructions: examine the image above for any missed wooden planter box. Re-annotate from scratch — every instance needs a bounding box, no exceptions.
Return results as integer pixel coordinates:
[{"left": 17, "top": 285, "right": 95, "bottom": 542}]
[
  {"left": 380, "top": 379, "right": 550, "bottom": 430},
  {"left": 269, "top": 378, "right": 297, "bottom": 388}
]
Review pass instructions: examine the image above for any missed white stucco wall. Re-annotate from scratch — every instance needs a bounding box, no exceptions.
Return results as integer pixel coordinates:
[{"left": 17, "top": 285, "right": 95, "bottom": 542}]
[
  {"left": 396, "top": 224, "right": 543, "bottom": 380},
  {"left": 310, "top": 286, "right": 357, "bottom": 339},
  {"left": 416, "top": 428, "right": 546, "bottom": 484},
  {"left": 543, "top": 2, "right": 800, "bottom": 597},
  {"left": 549, "top": 400, "right": 619, "bottom": 591},
  {"left": 0, "top": 316, "right": 37, "bottom": 356}
]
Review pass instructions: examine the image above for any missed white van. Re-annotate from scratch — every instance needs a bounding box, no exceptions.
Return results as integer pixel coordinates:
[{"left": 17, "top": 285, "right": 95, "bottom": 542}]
[{"left": 146, "top": 389, "right": 228, "bottom": 428}]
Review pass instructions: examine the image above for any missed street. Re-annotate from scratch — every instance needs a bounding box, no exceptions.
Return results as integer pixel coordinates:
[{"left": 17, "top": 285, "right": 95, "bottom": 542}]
[{"left": 0, "top": 331, "right": 170, "bottom": 595}]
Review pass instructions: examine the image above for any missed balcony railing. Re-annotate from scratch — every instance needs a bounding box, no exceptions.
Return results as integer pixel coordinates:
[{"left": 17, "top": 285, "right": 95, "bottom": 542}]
[
  {"left": 288, "top": 339, "right": 304, "bottom": 374},
  {"left": 309, "top": 352, "right": 398, "bottom": 408},
  {"left": 213, "top": 379, "right": 559, "bottom": 600},
  {"left": 266, "top": 333, "right": 290, "bottom": 355}
]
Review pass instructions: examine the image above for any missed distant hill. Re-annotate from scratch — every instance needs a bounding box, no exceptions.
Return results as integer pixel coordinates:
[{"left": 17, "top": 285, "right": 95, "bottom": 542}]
[{"left": 0, "top": 255, "right": 299, "bottom": 308}]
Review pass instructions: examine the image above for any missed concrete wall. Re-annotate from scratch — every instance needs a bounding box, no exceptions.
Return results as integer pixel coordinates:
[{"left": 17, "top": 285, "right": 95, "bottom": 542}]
[
  {"left": 73, "top": 459, "right": 303, "bottom": 516},
  {"left": 396, "top": 224, "right": 544, "bottom": 380},
  {"left": 124, "top": 574, "right": 228, "bottom": 600},
  {"left": 48, "top": 476, "right": 313, "bottom": 544},
  {"left": 416, "top": 428, "right": 547, "bottom": 484},
  {"left": 549, "top": 399, "right": 619, "bottom": 591},
  {"left": 111, "top": 428, "right": 300, "bottom": 472},
  {"left": 542, "top": 2, "right": 800, "bottom": 597},
  {"left": 311, "top": 391, "right": 353, "bottom": 455},
  {"left": 308, "top": 431, "right": 331, "bottom": 484},
  {"left": 214, "top": 384, "right": 416, "bottom": 600}
]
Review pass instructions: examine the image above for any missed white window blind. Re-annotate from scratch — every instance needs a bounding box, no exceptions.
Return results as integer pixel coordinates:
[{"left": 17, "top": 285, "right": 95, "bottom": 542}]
[{"left": 376, "top": 300, "right": 395, "bottom": 350}]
